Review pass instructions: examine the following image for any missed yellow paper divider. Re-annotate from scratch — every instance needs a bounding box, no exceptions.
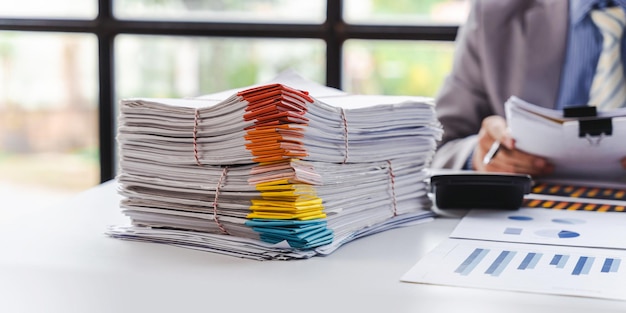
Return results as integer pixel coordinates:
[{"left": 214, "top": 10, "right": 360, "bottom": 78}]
[
  {"left": 251, "top": 198, "right": 322, "bottom": 208},
  {"left": 255, "top": 179, "right": 291, "bottom": 187},
  {"left": 255, "top": 185, "right": 299, "bottom": 191},
  {"left": 250, "top": 202, "right": 323, "bottom": 213},
  {"left": 249, "top": 178, "right": 326, "bottom": 221},
  {"left": 256, "top": 184, "right": 314, "bottom": 192},
  {"left": 247, "top": 211, "right": 326, "bottom": 220},
  {"left": 256, "top": 195, "right": 321, "bottom": 204},
  {"left": 250, "top": 196, "right": 324, "bottom": 212},
  {"left": 259, "top": 190, "right": 315, "bottom": 197},
  {"left": 256, "top": 183, "right": 317, "bottom": 196},
  {"left": 249, "top": 205, "right": 323, "bottom": 214}
]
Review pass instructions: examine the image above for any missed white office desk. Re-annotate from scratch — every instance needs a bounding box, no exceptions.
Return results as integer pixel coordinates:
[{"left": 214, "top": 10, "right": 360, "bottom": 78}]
[{"left": 1, "top": 181, "right": 625, "bottom": 313}]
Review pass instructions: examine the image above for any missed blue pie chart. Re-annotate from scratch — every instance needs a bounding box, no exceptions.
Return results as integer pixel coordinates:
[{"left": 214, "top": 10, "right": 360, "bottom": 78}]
[
  {"left": 552, "top": 218, "right": 586, "bottom": 225},
  {"left": 535, "top": 229, "right": 580, "bottom": 238},
  {"left": 557, "top": 230, "right": 580, "bottom": 238},
  {"left": 508, "top": 215, "right": 533, "bottom": 221}
]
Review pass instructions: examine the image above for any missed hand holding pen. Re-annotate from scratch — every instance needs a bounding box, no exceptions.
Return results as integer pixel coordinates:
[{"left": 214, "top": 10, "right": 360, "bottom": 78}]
[{"left": 473, "top": 115, "right": 554, "bottom": 176}]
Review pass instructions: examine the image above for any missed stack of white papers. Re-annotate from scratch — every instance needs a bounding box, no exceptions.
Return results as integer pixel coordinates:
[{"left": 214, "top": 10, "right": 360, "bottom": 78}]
[{"left": 107, "top": 70, "right": 442, "bottom": 260}]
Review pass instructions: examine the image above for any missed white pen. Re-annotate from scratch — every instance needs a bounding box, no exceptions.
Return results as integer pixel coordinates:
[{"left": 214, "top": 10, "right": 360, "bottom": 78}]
[{"left": 482, "top": 140, "right": 501, "bottom": 165}]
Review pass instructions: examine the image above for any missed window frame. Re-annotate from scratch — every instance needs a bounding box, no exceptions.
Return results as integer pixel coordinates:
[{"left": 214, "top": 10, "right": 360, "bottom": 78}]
[{"left": 0, "top": 0, "right": 458, "bottom": 182}]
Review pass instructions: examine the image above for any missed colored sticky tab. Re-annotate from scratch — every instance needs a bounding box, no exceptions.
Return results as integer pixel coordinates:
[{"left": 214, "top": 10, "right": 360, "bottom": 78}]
[
  {"left": 242, "top": 85, "right": 312, "bottom": 164},
  {"left": 255, "top": 179, "right": 290, "bottom": 186},
  {"left": 252, "top": 198, "right": 322, "bottom": 207},
  {"left": 249, "top": 204, "right": 323, "bottom": 214},
  {"left": 246, "top": 211, "right": 326, "bottom": 220},
  {"left": 245, "top": 219, "right": 326, "bottom": 227},
  {"left": 259, "top": 228, "right": 334, "bottom": 249},
  {"left": 249, "top": 222, "right": 327, "bottom": 236},
  {"left": 239, "top": 86, "right": 333, "bottom": 247},
  {"left": 246, "top": 217, "right": 334, "bottom": 249}
]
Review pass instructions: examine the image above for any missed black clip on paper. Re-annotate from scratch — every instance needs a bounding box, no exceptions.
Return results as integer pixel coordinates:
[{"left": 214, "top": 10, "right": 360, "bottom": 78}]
[
  {"left": 430, "top": 173, "right": 532, "bottom": 211},
  {"left": 563, "top": 106, "right": 597, "bottom": 118},
  {"left": 578, "top": 118, "right": 612, "bottom": 137},
  {"left": 563, "top": 105, "right": 612, "bottom": 138}
]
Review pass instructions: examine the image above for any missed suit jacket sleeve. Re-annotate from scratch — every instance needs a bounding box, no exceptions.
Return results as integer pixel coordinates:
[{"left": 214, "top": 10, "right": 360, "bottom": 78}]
[{"left": 431, "top": 0, "right": 490, "bottom": 169}]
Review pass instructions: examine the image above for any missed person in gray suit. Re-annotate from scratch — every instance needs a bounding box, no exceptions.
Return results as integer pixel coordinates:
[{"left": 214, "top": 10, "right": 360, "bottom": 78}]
[{"left": 431, "top": 0, "right": 626, "bottom": 176}]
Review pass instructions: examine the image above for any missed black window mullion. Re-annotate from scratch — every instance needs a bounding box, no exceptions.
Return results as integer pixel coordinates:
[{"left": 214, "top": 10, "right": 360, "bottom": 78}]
[
  {"left": 325, "top": 0, "right": 343, "bottom": 89},
  {"left": 97, "top": 0, "right": 116, "bottom": 182},
  {"left": 344, "top": 24, "right": 458, "bottom": 41}
]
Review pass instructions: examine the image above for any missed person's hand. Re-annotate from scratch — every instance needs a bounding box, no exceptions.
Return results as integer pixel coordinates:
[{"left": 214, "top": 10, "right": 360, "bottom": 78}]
[{"left": 472, "top": 115, "right": 553, "bottom": 176}]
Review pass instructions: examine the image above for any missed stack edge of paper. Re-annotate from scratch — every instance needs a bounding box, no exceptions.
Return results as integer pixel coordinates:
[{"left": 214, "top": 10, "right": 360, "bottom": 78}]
[{"left": 107, "top": 71, "right": 442, "bottom": 260}]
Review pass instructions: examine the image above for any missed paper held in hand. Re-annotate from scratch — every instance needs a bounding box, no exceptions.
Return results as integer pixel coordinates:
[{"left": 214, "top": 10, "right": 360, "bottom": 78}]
[{"left": 504, "top": 96, "right": 626, "bottom": 181}]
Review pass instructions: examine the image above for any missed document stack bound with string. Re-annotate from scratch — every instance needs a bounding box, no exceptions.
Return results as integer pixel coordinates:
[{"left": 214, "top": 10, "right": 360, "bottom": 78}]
[{"left": 107, "top": 70, "right": 442, "bottom": 260}]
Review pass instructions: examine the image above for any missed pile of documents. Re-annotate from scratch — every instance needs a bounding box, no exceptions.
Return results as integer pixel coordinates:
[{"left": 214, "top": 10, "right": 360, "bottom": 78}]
[{"left": 107, "top": 71, "right": 442, "bottom": 260}]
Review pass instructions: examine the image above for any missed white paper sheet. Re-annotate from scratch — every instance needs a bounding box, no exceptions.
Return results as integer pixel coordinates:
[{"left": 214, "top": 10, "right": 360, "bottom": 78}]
[
  {"left": 450, "top": 208, "right": 626, "bottom": 249},
  {"left": 402, "top": 208, "right": 626, "bottom": 300},
  {"left": 505, "top": 96, "right": 626, "bottom": 180},
  {"left": 401, "top": 238, "right": 626, "bottom": 301}
]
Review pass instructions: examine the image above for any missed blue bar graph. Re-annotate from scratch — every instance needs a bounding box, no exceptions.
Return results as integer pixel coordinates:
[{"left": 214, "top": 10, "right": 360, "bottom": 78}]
[
  {"left": 485, "top": 250, "right": 516, "bottom": 276},
  {"left": 454, "top": 248, "right": 621, "bottom": 277},
  {"left": 549, "top": 254, "right": 569, "bottom": 269},
  {"left": 550, "top": 254, "right": 561, "bottom": 265},
  {"left": 518, "top": 252, "right": 542, "bottom": 270},
  {"left": 601, "top": 258, "right": 621, "bottom": 273},
  {"left": 611, "top": 258, "right": 621, "bottom": 272},
  {"left": 572, "top": 256, "right": 595, "bottom": 275},
  {"left": 455, "top": 248, "right": 490, "bottom": 276}
]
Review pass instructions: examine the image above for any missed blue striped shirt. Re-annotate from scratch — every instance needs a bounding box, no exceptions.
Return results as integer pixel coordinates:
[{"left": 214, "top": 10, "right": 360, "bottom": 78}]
[{"left": 556, "top": 0, "right": 626, "bottom": 109}]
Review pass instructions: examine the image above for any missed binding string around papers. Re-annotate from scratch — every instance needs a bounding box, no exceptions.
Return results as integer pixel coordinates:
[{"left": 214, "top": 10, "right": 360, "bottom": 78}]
[
  {"left": 194, "top": 109, "right": 230, "bottom": 236},
  {"left": 387, "top": 160, "right": 398, "bottom": 216},
  {"left": 340, "top": 108, "right": 349, "bottom": 164},
  {"left": 193, "top": 108, "right": 202, "bottom": 166},
  {"left": 213, "top": 166, "right": 230, "bottom": 235}
]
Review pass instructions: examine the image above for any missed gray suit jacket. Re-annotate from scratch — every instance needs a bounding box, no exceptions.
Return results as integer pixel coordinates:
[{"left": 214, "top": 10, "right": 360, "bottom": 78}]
[{"left": 431, "top": 0, "right": 569, "bottom": 169}]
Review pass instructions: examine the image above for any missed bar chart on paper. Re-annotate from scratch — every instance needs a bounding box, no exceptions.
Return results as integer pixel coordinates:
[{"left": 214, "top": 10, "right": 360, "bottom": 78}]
[
  {"left": 456, "top": 248, "right": 620, "bottom": 277},
  {"left": 401, "top": 239, "right": 626, "bottom": 301}
]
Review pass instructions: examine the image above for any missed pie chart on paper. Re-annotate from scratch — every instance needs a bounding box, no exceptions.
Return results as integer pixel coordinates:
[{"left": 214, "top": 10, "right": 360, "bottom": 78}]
[
  {"left": 535, "top": 229, "right": 580, "bottom": 239},
  {"left": 551, "top": 218, "right": 586, "bottom": 225}
]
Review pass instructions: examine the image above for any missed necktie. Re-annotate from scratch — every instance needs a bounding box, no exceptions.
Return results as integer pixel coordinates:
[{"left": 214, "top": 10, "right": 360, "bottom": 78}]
[{"left": 589, "top": 6, "right": 626, "bottom": 110}]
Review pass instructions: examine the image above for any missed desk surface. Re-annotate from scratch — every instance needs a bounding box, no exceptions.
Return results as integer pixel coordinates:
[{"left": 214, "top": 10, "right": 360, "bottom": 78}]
[{"left": 1, "top": 181, "right": 625, "bottom": 313}]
